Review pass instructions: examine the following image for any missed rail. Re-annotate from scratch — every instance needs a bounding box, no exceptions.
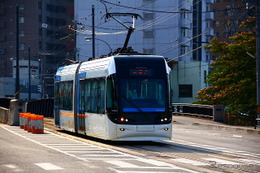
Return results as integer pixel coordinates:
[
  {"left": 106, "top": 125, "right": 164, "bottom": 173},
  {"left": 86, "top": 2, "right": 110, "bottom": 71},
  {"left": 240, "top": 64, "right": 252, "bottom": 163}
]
[{"left": 172, "top": 103, "right": 224, "bottom": 122}]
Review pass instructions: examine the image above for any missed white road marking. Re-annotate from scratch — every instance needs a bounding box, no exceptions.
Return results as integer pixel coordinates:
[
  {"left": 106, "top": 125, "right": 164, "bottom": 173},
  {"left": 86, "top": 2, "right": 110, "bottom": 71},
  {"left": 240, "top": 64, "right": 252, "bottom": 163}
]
[
  {"left": 203, "top": 158, "right": 240, "bottom": 165},
  {"left": 2, "top": 164, "right": 24, "bottom": 172},
  {"left": 232, "top": 135, "right": 242, "bottom": 138},
  {"left": 171, "top": 158, "right": 210, "bottom": 166},
  {"left": 137, "top": 158, "right": 174, "bottom": 167},
  {"left": 0, "top": 126, "right": 204, "bottom": 173},
  {"left": 3, "top": 164, "right": 17, "bottom": 169},
  {"left": 166, "top": 139, "right": 260, "bottom": 159},
  {"left": 238, "top": 159, "right": 260, "bottom": 164},
  {"left": 34, "top": 163, "right": 63, "bottom": 170},
  {"left": 106, "top": 160, "right": 139, "bottom": 168}
]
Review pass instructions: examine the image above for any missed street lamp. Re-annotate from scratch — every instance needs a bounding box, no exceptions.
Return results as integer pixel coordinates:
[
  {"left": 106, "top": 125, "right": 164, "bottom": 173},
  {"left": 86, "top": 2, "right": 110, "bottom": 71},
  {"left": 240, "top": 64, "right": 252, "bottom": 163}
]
[{"left": 84, "top": 37, "right": 112, "bottom": 56}]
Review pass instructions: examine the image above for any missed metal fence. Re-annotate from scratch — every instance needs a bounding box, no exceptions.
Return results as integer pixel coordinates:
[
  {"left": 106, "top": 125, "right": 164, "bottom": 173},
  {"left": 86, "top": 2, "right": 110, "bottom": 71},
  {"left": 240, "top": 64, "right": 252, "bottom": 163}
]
[
  {"left": 26, "top": 99, "right": 54, "bottom": 117},
  {"left": 172, "top": 103, "right": 224, "bottom": 122}
]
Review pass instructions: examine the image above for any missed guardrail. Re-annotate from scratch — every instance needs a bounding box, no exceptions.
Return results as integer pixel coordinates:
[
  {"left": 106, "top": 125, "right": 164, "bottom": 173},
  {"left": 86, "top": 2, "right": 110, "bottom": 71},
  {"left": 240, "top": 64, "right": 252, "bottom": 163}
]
[{"left": 172, "top": 103, "right": 224, "bottom": 122}]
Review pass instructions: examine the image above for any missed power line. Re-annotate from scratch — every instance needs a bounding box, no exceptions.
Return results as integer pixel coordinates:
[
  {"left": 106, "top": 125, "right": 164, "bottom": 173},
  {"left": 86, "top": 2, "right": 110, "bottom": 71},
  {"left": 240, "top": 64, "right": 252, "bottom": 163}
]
[{"left": 100, "top": 0, "right": 245, "bottom": 14}]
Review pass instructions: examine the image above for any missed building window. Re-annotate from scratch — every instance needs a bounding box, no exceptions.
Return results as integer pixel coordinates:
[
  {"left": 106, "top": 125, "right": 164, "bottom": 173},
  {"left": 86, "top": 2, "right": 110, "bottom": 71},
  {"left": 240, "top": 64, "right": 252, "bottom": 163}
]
[
  {"left": 181, "top": 27, "right": 187, "bottom": 37},
  {"left": 19, "top": 44, "right": 25, "bottom": 50},
  {"left": 46, "top": 3, "right": 54, "bottom": 12},
  {"left": 143, "top": 0, "right": 155, "bottom": 3},
  {"left": 180, "top": 46, "right": 186, "bottom": 55},
  {"left": 204, "top": 70, "right": 207, "bottom": 83},
  {"left": 19, "top": 3, "right": 24, "bottom": 10},
  {"left": 0, "top": 48, "right": 5, "bottom": 54},
  {"left": 19, "top": 31, "right": 25, "bottom": 37},
  {"left": 143, "top": 48, "right": 154, "bottom": 54},
  {"left": 206, "top": 20, "right": 211, "bottom": 28},
  {"left": 206, "top": 51, "right": 211, "bottom": 61},
  {"left": 19, "top": 16, "right": 24, "bottom": 23},
  {"left": 179, "top": 84, "right": 192, "bottom": 97},
  {"left": 206, "top": 35, "right": 212, "bottom": 43},
  {"left": 143, "top": 13, "right": 154, "bottom": 21},
  {"left": 143, "top": 30, "right": 154, "bottom": 38}
]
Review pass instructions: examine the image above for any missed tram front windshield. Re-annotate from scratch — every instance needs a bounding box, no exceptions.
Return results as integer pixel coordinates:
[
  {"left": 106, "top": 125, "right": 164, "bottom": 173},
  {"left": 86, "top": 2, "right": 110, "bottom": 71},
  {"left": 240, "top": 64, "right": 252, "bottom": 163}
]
[
  {"left": 121, "top": 79, "right": 166, "bottom": 112},
  {"left": 115, "top": 56, "right": 168, "bottom": 113}
]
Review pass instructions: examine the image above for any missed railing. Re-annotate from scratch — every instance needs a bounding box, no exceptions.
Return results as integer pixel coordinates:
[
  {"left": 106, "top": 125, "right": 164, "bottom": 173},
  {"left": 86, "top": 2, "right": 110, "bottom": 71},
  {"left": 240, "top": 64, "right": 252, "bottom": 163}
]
[
  {"left": 26, "top": 99, "right": 54, "bottom": 117},
  {"left": 172, "top": 103, "right": 224, "bottom": 122}
]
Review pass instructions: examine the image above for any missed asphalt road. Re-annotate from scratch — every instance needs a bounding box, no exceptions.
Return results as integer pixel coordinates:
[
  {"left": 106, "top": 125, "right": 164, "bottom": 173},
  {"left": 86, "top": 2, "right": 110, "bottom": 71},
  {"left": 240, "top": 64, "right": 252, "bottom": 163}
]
[{"left": 0, "top": 116, "right": 259, "bottom": 173}]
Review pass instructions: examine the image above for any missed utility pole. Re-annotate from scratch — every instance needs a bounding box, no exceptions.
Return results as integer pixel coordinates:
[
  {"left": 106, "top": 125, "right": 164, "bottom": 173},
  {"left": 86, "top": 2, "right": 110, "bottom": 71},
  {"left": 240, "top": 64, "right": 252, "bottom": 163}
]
[
  {"left": 28, "top": 46, "right": 31, "bottom": 100},
  {"left": 256, "top": 2, "right": 260, "bottom": 126},
  {"left": 15, "top": 4, "right": 20, "bottom": 99},
  {"left": 92, "top": 5, "right": 95, "bottom": 59}
]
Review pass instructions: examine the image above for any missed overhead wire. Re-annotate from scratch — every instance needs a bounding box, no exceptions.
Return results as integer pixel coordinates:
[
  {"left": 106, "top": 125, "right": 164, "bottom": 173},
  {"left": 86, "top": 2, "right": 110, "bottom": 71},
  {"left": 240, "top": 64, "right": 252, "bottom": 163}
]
[
  {"left": 135, "top": 0, "right": 196, "bottom": 31},
  {"left": 160, "top": 8, "right": 250, "bottom": 57},
  {"left": 100, "top": 0, "right": 245, "bottom": 14}
]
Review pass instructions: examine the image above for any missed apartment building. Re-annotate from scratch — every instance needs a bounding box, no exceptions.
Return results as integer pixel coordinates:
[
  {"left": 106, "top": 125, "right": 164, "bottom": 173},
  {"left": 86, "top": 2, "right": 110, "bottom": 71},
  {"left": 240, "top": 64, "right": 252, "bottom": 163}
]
[{"left": 0, "top": 0, "right": 74, "bottom": 98}]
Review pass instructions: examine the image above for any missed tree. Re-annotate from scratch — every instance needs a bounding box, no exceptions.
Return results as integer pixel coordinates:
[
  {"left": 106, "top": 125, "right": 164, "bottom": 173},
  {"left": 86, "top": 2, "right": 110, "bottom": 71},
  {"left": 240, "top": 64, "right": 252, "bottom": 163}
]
[{"left": 194, "top": 17, "right": 256, "bottom": 116}]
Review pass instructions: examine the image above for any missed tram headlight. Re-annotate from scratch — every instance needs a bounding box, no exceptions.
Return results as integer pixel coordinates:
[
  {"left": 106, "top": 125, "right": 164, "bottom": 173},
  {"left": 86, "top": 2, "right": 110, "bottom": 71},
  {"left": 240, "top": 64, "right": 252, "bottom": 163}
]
[
  {"left": 164, "top": 127, "right": 169, "bottom": 131},
  {"left": 120, "top": 117, "right": 129, "bottom": 122},
  {"left": 161, "top": 118, "right": 168, "bottom": 122}
]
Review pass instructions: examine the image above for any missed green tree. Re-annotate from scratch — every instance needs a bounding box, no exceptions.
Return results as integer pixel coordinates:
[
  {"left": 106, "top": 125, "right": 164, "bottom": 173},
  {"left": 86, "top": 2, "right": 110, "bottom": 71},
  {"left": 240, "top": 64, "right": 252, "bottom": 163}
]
[{"left": 194, "top": 18, "right": 256, "bottom": 116}]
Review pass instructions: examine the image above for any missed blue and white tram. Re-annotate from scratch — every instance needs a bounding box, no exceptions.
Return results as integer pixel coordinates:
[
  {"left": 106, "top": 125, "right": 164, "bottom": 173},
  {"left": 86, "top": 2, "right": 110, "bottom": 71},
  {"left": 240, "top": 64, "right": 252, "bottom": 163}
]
[{"left": 54, "top": 55, "right": 172, "bottom": 141}]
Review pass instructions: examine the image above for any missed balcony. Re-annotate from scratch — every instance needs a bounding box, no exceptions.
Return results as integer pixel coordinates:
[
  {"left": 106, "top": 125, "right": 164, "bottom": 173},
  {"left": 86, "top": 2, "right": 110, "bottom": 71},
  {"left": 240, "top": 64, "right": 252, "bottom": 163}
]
[
  {"left": 180, "top": 18, "right": 191, "bottom": 28},
  {"left": 205, "top": 0, "right": 214, "bottom": 3},
  {"left": 205, "top": 12, "right": 214, "bottom": 20},
  {"left": 179, "top": 2, "right": 191, "bottom": 11}
]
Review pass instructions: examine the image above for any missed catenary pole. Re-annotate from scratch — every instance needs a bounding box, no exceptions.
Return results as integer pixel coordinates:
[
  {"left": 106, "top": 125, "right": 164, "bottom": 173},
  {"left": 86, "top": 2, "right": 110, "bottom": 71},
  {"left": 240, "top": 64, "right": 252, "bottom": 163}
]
[
  {"left": 15, "top": 4, "right": 20, "bottom": 99},
  {"left": 92, "top": 5, "right": 95, "bottom": 59},
  {"left": 256, "top": 2, "right": 260, "bottom": 126},
  {"left": 28, "top": 46, "right": 31, "bottom": 100}
]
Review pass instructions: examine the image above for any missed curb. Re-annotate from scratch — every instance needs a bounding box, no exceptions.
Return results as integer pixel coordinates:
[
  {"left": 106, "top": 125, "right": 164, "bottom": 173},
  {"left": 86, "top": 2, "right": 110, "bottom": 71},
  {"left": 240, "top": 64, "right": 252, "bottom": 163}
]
[{"left": 192, "top": 122, "right": 260, "bottom": 135}]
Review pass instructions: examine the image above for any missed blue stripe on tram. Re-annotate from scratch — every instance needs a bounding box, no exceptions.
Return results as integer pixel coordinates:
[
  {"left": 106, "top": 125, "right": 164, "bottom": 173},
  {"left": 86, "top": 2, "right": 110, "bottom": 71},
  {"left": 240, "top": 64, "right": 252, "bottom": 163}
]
[{"left": 123, "top": 108, "right": 165, "bottom": 112}]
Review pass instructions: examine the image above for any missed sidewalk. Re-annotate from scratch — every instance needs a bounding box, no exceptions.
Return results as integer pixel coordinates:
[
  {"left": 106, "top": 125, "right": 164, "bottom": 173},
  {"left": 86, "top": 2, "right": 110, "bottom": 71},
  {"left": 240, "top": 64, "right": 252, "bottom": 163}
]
[{"left": 172, "top": 115, "right": 260, "bottom": 135}]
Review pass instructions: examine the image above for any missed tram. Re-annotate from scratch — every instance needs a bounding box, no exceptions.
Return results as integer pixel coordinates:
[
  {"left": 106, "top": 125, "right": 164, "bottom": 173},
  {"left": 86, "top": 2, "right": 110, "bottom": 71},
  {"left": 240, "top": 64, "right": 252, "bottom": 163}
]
[{"left": 54, "top": 54, "right": 172, "bottom": 141}]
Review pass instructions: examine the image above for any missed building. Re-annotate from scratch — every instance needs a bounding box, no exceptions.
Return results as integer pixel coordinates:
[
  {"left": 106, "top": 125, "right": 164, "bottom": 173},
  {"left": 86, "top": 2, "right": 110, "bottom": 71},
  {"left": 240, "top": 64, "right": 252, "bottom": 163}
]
[
  {"left": 74, "top": 0, "right": 214, "bottom": 103},
  {"left": 0, "top": 0, "right": 74, "bottom": 98},
  {"left": 212, "top": 0, "right": 249, "bottom": 42},
  {"left": 170, "top": 61, "right": 209, "bottom": 103},
  {"left": 75, "top": 0, "right": 195, "bottom": 61}
]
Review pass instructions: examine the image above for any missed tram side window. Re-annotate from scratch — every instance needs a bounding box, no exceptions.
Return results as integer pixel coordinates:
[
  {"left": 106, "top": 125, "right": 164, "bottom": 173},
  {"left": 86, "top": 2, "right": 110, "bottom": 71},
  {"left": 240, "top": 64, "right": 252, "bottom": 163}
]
[
  {"left": 57, "top": 81, "right": 73, "bottom": 110},
  {"left": 82, "top": 78, "right": 105, "bottom": 114},
  {"left": 106, "top": 75, "right": 118, "bottom": 110}
]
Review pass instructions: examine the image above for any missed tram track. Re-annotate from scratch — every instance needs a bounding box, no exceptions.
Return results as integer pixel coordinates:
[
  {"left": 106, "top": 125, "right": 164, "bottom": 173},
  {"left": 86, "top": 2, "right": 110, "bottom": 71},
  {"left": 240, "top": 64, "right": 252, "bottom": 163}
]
[{"left": 44, "top": 118, "right": 260, "bottom": 173}]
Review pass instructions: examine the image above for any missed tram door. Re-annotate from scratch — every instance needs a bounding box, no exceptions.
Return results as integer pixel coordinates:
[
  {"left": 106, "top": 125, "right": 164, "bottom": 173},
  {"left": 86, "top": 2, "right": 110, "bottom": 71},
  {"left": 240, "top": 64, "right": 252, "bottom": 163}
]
[{"left": 78, "top": 80, "right": 86, "bottom": 134}]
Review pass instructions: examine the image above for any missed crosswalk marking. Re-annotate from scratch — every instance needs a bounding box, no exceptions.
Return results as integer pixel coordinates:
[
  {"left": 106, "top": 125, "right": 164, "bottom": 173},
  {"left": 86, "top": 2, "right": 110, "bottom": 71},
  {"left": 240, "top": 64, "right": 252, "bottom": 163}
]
[
  {"left": 34, "top": 163, "right": 63, "bottom": 170},
  {"left": 171, "top": 158, "right": 210, "bottom": 166},
  {"left": 137, "top": 158, "right": 174, "bottom": 167},
  {"left": 106, "top": 160, "right": 140, "bottom": 168}
]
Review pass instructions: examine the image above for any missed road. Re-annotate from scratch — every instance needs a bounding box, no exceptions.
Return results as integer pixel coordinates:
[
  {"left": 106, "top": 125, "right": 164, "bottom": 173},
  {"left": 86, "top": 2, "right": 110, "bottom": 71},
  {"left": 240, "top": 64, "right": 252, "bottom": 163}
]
[{"left": 0, "top": 116, "right": 259, "bottom": 173}]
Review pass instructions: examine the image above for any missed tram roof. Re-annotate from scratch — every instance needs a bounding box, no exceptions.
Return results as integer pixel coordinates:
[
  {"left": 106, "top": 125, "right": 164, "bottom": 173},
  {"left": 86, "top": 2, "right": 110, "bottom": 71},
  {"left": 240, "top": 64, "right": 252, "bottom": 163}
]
[{"left": 55, "top": 55, "right": 168, "bottom": 81}]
